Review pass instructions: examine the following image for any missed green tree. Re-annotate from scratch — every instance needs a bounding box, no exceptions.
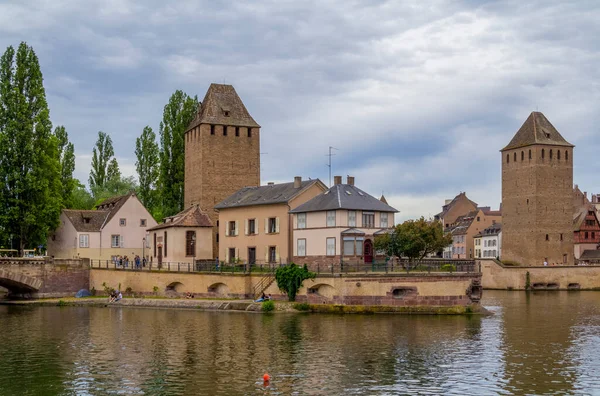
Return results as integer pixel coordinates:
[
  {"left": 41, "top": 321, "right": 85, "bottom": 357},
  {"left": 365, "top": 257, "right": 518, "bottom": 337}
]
[
  {"left": 374, "top": 217, "right": 452, "bottom": 269},
  {"left": 106, "top": 157, "right": 120, "bottom": 183},
  {"left": 275, "top": 264, "right": 316, "bottom": 302},
  {"left": 0, "top": 42, "right": 62, "bottom": 251},
  {"left": 92, "top": 175, "right": 138, "bottom": 207},
  {"left": 55, "top": 125, "right": 76, "bottom": 208},
  {"left": 158, "top": 90, "right": 198, "bottom": 217},
  {"left": 70, "top": 180, "right": 95, "bottom": 210},
  {"left": 89, "top": 131, "right": 114, "bottom": 190},
  {"left": 135, "top": 125, "right": 159, "bottom": 214}
]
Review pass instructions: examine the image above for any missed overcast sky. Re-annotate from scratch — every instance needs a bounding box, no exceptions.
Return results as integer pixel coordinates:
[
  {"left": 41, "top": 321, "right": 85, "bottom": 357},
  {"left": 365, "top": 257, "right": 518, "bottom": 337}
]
[{"left": 1, "top": 0, "right": 598, "bottom": 222}]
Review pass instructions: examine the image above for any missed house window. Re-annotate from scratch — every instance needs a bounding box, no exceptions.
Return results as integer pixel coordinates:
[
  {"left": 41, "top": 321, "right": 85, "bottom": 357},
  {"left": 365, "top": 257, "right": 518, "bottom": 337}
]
[
  {"left": 79, "top": 234, "right": 89, "bottom": 248},
  {"left": 235, "top": 127, "right": 240, "bottom": 137},
  {"left": 229, "top": 248, "right": 236, "bottom": 263},
  {"left": 362, "top": 212, "right": 375, "bottom": 228},
  {"left": 348, "top": 211, "right": 356, "bottom": 227},
  {"left": 513, "top": 152, "right": 517, "bottom": 162},
  {"left": 111, "top": 235, "right": 121, "bottom": 248},
  {"left": 560, "top": 233, "right": 563, "bottom": 241},
  {"left": 248, "top": 127, "right": 252, "bottom": 137},
  {"left": 140, "top": 219, "right": 147, "bottom": 227},
  {"left": 216, "top": 233, "right": 219, "bottom": 243},
  {"left": 119, "top": 218, "right": 126, "bottom": 226},
  {"left": 521, "top": 151, "right": 524, "bottom": 161},
  {"left": 477, "top": 216, "right": 480, "bottom": 222},
  {"left": 210, "top": 125, "right": 215, "bottom": 135},
  {"left": 268, "top": 217, "right": 278, "bottom": 234},
  {"left": 269, "top": 246, "right": 277, "bottom": 263},
  {"left": 550, "top": 149, "right": 553, "bottom": 159},
  {"left": 297, "top": 239, "right": 306, "bottom": 257},
  {"left": 223, "top": 126, "right": 228, "bottom": 136},
  {"left": 585, "top": 231, "right": 589, "bottom": 239},
  {"left": 380, "top": 213, "right": 388, "bottom": 228},
  {"left": 248, "top": 219, "right": 256, "bottom": 235},
  {"left": 229, "top": 221, "right": 236, "bottom": 236},
  {"left": 343, "top": 239, "right": 355, "bottom": 256},
  {"left": 326, "top": 211, "right": 336, "bottom": 227},
  {"left": 558, "top": 150, "right": 561, "bottom": 160},
  {"left": 529, "top": 150, "right": 532, "bottom": 159},
  {"left": 326, "top": 237, "right": 336, "bottom": 256},
  {"left": 546, "top": 234, "right": 549, "bottom": 241},
  {"left": 593, "top": 232, "right": 596, "bottom": 239},
  {"left": 343, "top": 237, "right": 364, "bottom": 256},
  {"left": 297, "top": 213, "right": 306, "bottom": 229},
  {"left": 542, "top": 149, "right": 545, "bottom": 159},
  {"left": 563, "top": 254, "right": 568, "bottom": 264},
  {"left": 186, "top": 231, "right": 196, "bottom": 256}
]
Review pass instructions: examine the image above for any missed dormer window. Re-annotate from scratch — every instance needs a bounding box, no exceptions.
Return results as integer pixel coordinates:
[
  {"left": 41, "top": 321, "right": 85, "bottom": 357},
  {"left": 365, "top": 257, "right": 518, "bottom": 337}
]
[
  {"left": 224, "top": 110, "right": 230, "bottom": 117},
  {"left": 544, "top": 132, "right": 550, "bottom": 138},
  {"left": 83, "top": 217, "right": 91, "bottom": 224}
]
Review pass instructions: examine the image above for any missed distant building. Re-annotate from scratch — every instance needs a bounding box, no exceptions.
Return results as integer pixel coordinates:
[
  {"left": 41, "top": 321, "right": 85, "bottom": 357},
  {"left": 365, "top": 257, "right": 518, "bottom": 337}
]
[
  {"left": 290, "top": 176, "right": 398, "bottom": 268},
  {"left": 434, "top": 192, "right": 478, "bottom": 230},
  {"left": 446, "top": 209, "right": 501, "bottom": 259},
  {"left": 184, "top": 83, "right": 261, "bottom": 258},
  {"left": 501, "top": 112, "right": 574, "bottom": 266},
  {"left": 474, "top": 223, "right": 502, "bottom": 259},
  {"left": 215, "top": 177, "right": 327, "bottom": 264},
  {"left": 147, "top": 205, "right": 213, "bottom": 267},
  {"left": 572, "top": 187, "right": 600, "bottom": 261},
  {"left": 47, "top": 192, "right": 157, "bottom": 261}
]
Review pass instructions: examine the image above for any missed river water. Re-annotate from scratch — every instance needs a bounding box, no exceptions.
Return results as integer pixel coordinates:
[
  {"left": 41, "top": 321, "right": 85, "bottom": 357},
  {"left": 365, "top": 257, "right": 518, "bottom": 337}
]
[{"left": 1, "top": 291, "right": 600, "bottom": 395}]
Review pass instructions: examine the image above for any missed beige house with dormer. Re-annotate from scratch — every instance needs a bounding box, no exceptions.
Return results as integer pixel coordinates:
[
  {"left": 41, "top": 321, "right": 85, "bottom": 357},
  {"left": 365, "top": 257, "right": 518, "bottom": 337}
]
[
  {"left": 290, "top": 176, "right": 398, "bottom": 269},
  {"left": 215, "top": 177, "right": 327, "bottom": 264}
]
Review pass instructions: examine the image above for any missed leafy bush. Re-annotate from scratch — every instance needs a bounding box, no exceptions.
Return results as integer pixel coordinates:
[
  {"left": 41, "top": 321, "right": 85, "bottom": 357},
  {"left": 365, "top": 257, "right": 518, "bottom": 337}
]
[
  {"left": 125, "top": 287, "right": 133, "bottom": 296},
  {"left": 262, "top": 300, "right": 275, "bottom": 312},
  {"left": 90, "top": 287, "right": 96, "bottom": 296},
  {"left": 293, "top": 302, "right": 311, "bottom": 311},
  {"left": 102, "top": 282, "right": 115, "bottom": 296},
  {"left": 57, "top": 300, "right": 67, "bottom": 307},
  {"left": 275, "top": 263, "right": 316, "bottom": 302},
  {"left": 153, "top": 286, "right": 159, "bottom": 294},
  {"left": 441, "top": 264, "right": 456, "bottom": 272}
]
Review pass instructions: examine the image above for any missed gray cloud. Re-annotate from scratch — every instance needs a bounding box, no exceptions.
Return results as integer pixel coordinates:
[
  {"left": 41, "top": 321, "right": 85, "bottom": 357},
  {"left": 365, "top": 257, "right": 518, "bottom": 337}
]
[{"left": 0, "top": 0, "right": 598, "bottom": 222}]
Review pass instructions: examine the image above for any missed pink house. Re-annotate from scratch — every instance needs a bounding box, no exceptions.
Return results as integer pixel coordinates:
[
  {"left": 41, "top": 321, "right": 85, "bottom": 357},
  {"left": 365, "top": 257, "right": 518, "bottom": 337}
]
[{"left": 47, "top": 192, "right": 157, "bottom": 261}]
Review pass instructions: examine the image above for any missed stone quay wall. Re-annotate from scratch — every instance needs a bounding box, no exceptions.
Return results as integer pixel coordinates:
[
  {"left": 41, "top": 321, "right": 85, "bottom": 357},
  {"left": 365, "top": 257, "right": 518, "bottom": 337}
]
[
  {"left": 90, "top": 269, "right": 482, "bottom": 307},
  {"left": 0, "top": 257, "right": 90, "bottom": 298},
  {"left": 479, "top": 258, "right": 600, "bottom": 290}
]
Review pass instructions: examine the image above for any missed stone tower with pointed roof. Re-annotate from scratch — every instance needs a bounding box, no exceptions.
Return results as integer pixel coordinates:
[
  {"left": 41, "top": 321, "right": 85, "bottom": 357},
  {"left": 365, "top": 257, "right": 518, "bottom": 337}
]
[
  {"left": 184, "top": 84, "right": 260, "bottom": 257},
  {"left": 501, "top": 112, "right": 574, "bottom": 266}
]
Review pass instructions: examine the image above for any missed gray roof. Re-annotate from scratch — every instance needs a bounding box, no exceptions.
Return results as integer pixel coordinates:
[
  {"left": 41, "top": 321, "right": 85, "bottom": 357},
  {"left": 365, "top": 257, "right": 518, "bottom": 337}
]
[
  {"left": 290, "top": 184, "right": 398, "bottom": 213},
  {"left": 502, "top": 112, "right": 574, "bottom": 151},
  {"left": 215, "top": 179, "right": 325, "bottom": 209},
  {"left": 580, "top": 250, "right": 600, "bottom": 260},
  {"left": 474, "top": 222, "right": 502, "bottom": 238}
]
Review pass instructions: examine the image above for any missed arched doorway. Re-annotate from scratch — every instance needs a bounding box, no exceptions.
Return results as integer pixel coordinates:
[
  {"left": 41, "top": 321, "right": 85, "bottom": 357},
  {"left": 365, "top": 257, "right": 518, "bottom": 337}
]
[{"left": 364, "top": 239, "right": 373, "bottom": 263}]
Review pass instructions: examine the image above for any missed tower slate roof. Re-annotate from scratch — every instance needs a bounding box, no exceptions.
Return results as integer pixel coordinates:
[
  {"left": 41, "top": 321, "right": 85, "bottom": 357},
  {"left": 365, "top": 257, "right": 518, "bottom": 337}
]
[
  {"left": 186, "top": 83, "right": 260, "bottom": 131},
  {"left": 502, "top": 111, "right": 574, "bottom": 151}
]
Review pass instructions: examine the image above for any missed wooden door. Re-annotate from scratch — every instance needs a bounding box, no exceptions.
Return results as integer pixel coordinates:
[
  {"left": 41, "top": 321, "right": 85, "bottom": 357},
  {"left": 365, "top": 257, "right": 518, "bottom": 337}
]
[
  {"left": 364, "top": 239, "right": 373, "bottom": 263},
  {"left": 157, "top": 246, "right": 163, "bottom": 268}
]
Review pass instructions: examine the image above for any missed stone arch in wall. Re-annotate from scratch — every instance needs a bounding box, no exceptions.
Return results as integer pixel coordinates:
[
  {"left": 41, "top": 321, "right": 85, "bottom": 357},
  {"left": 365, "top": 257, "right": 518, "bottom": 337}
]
[
  {"left": 0, "top": 269, "right": 42, "bottom": 294},
  {"left": 207, "top": 282, "right": 229, "bottom": 297},
  {"left": 166, "top": 281, "right": 185, "bottom": 293},
  {"left": 308, "top": 283, "right": 336, "bottom": 299}
]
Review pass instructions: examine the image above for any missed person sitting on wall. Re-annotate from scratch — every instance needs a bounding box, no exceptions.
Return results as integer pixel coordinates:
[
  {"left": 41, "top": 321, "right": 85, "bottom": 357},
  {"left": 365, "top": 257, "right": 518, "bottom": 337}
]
[
  {"left": 185, "top": 292, "right": 194, "bottom": 299},
  {"left": 115, "top": 291, "right": 122, "bottom": 302},
  {"left": 255, "top": 292, "right": 267, "bottom": 303}
]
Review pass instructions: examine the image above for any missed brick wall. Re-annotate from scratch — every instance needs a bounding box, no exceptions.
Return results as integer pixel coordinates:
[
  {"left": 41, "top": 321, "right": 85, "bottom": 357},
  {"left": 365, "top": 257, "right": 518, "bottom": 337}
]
[{"left": 502, "top": 145, "right": 574, "bottom": 265}]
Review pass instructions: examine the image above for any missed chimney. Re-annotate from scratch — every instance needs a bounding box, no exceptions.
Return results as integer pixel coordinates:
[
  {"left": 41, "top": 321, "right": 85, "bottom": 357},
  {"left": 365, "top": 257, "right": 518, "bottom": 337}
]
[
  {"left": 333, "top": 176, "right": 342, "bottom": 185},
  {"left": 347, "top": 176, "right": 355, "bottom": 186},
  {"left": 267, "top": 182, "right": 274, "bottom": 186},
  {"left": 584, "top": 191, "right": 588, "bottom": 199},
  {"left": 294, "top": 176, "right": 302, "bottom": 188}
]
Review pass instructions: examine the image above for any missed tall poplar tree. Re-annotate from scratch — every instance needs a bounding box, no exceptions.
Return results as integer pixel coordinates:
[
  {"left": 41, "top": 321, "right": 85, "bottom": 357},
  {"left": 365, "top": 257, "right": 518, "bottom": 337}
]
[
  {"left": 55, "top": 125, "right": 76, "bottom": 208},
  {"left": 0, "top": 42, "right": 62, "bottom": 251},
  {"left": 158, "top": 90, "right": 198, "bottom": 217},
  {"left": 135, "top": 125, "right": 159, "bottom": 215},
  {"left": 89, "top": 131, "right": 114, "bottom": 190}
]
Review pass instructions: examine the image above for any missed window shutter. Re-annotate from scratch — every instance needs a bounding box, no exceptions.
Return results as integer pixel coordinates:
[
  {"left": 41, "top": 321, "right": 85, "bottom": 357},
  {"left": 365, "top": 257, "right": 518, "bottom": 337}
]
[
  {"left": 120, "top": 235, "right": 124, "bottom": 248},
  {"left": 225, "top": 249, "right": 229, "bottom": 262},
  {"left": 265, "top": 246, "right": 269, "bottom": 262},
  {"left": 275, "top": 246, "right": 280, "bottom": 262},
  {"left": 235, "top": 220, "right": 239, "bottom": 236},
  {"left": 275, "top": 217, "right": 280, "bottom": 233},
  {"left": 265, "top": 218, "right": 269, "bottom": 234},
  {"left": 245, "top": 219, "right": 248, "bottom": 235},
  {"left": 225, "top": 223, "right": 229, "bottom": 236}
]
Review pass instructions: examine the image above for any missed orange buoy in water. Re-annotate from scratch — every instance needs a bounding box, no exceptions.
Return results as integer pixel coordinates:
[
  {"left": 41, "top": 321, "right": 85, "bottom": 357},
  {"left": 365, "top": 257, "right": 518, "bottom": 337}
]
[{"left": 263, "top": 373, "right": 271, "bottom": 382}]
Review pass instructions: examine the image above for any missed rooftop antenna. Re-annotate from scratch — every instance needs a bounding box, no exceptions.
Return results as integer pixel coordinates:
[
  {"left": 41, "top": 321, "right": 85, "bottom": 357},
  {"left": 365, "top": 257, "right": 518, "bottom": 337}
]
[{"left": 326, "top": 146, "right": 338, "bottom": 187}]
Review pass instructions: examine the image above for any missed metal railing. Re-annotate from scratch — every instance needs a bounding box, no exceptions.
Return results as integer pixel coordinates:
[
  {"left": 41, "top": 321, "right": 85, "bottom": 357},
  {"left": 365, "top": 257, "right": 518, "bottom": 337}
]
[{"left": 90, "top": 258, "right": 477, "bottom": 274}]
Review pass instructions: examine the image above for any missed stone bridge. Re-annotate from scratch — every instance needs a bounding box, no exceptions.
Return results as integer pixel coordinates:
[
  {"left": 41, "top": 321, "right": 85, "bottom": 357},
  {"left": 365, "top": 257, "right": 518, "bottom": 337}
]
[{"left": 0, "top": 258, "right": 90, "bottom": 298}]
